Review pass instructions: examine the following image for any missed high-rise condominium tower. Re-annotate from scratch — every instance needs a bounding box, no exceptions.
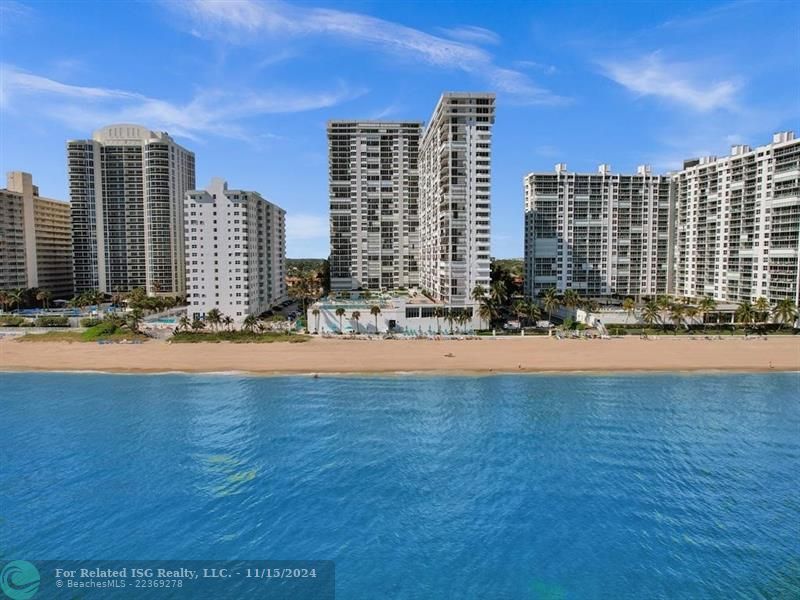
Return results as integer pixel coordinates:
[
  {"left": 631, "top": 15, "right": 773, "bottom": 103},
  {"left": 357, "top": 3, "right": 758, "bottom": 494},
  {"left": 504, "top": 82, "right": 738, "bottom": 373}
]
[
  {"left": 185, "top": 178, "right": 286, "bottom": 322},
  {"left": 419, "top": 93, "right": 495, "bottom": 306},
  {"left": 68, "top": 124, "right": 195, "bottom": 295},
  {"left": 524, "top": 164, "right": 672, "bottom": 298},
  {"left": 672, "top": 131, "right": 800, "bottom": 304},
  {"left": 0, "top": 172, "right": 73, "bottom": 298},
  {"left": 327, "top": 121, "right": 422, "bottom": 291}
]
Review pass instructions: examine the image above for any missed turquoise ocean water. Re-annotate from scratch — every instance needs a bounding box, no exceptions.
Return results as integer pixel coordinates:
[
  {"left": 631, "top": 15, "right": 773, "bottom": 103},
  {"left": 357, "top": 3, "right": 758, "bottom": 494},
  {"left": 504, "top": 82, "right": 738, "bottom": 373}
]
[{"left": 2, "top": 372, "right": 799, "bottom": 598}]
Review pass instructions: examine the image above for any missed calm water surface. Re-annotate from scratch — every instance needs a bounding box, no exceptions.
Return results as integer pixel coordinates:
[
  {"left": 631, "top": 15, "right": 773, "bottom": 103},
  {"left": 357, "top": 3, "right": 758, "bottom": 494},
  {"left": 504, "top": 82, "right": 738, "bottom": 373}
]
[{"left": 2, "top": 372, "right": 799, "bottom": 599}]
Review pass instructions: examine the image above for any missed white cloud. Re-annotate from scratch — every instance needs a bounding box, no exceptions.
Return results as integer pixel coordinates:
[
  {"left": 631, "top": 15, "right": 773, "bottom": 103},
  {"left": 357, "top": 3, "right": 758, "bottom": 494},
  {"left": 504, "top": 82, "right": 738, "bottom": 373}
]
[
  {"left": 0, "top": 1, "right": 33, "bottom": 24},
  {"left": 438, "top": 25, "right": 501, "bottom": 46},
  {"left": 514, "top": 60, "right": 557, "bottom": 75},
  {"left": 0, "top": 64, "right": 365, "bottom": 140},
  {"left": 599, "top": 53, "right": 740, "bottom": 111},
  {"left": 168, "top": 0, "right": 565, "bottom": 105},
  {"left": 286, "top": 214, "right": 328, "bottom": 240},
  {"left": 367, "top": 103, "right": 405, "bottom": 120}
]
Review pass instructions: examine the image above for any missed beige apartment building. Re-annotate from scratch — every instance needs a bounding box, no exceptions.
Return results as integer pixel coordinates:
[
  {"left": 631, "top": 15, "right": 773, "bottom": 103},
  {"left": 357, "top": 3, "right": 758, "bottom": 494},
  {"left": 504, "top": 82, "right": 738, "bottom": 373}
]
[
  {"left": 68, "top": 124, "right": 195, "bottom": 295},
  {"left": 0, "top": 171, "right": 73, "bottom": 299}
]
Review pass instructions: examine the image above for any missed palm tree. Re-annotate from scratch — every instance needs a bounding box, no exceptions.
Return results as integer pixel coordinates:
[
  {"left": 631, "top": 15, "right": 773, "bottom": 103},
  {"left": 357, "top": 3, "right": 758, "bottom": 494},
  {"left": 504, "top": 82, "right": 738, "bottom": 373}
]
[
  {"left": 736, "top": 300, "right": 755, "bottom": 334},
  {"left": 669, "top": 304, "right": 685, "bottom": 335},
  {"left": 177, "top": 315, "right": 190, "bottom": 332},
  {"left": 641, "top": 300, "right": 660, "bottom": 336},
  {"left": 622, "top": 297, "right": 636, "bottom": 324},
  {"left": 490, "top": 280, "right": 508, "bottom": 306},
  {"left": 36, "top": 289, "right": 52, "bottom": 309},
  {"left": 656, "top": 295, "right": 673, "bottom": 330},
  {"left": 370, "top": 305, "right": 381, "bottom": 333},
  {"left": 191, "top": 317, "right": 206, "bottom": 332},
  {"left": 90, "top": 289, "right": 105, "bottom": 308},
  {"left": 433, "top": 306, "right": 444, "bottom": 334},
  {"left": 127, "top": 308, "right": 144, "bottom": 333},
  {"left": 289, "top": 272, "right": 319, "bottom": 318},
  {"left": 206, "top": 308, "right": 222, "bottom": 331},
  {"left": 471, "top": 284, "right": 486, "bottom": 304},
  {"left": 772, "top": 298, "right": 798, "bottom": 331},
  {"left": 525, "top": 300, "right": 541, "bottom": 327},
  {"left": 479, "top": 298, "right": 497, "bottom": 330},
  {"left": 446, "top": 310, "right": 455, "bottom": 335},
  {"left": 563, "top": 289, "right": 580, "bottom": 311},
  {"left": 242, "top": 314, "right": 259, "bottom": 333},
  {"left": 223, "top": 315, "right": 234, "bottom": 331},
  {"left": 335, "top": 307, "right": 346, "bottom": 333},
  {"left": 9, "top": 288, "right": 23, "bottom": 311},
  {"left": 513, "top": 300, "right": 528, "bottom": 326},
  {"left": 698, "top": 296, "right": 717, "bottom": 333},
  {"left": 351, "top": 310, "right": 361, "bottom": 334},
  {"left": 0, "top": 290, "right": 10, "bottom": 312},
  {"left": 312, "top": 308, "right": 320, "bottom": 333},
  {"left": 685, "top": 306, "right": 698, "bottom": 332},
  {"left": 459, "top": 311, "right": 471, "bottom": 333},
  {"left": 753, "top": 297, "right": 770, "bottom": 331},
  {"left": 542, "top": 288, "right": 559, "bottom": 327}
]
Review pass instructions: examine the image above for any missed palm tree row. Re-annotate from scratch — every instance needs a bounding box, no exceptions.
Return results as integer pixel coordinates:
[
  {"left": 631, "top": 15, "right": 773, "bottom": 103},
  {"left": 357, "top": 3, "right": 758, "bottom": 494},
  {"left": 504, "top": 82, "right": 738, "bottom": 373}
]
[
  {"left": 177, "top": 310, "right": 266, "bottom": 335},
  {"left": 0, "top": 287, "right": 55, "bottom": 311},
  {"left": 634, "top": 294, "right": 798, "bottom": 334},
  {"left": 68, "top": 289, "right": 106, "bottom": 309},
  {"left": 329, "top": 305, "right": 384, "bottom": 334},
  {"left": 123, "top": 287, "right": 184, "bottom": 312}
]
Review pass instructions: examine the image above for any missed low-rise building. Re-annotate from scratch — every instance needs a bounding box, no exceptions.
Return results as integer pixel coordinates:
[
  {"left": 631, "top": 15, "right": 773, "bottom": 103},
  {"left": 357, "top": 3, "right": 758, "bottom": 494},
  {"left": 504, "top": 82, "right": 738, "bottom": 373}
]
[{"left": 307, "top": 291, "right": 480, "bottom": 335}]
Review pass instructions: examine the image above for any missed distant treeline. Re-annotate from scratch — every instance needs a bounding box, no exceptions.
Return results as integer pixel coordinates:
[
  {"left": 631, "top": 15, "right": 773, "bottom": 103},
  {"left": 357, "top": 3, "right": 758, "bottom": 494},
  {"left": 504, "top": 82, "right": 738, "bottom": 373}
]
[
  {"left": 287, "top": 258, "right": 327, "bottom": 273},
  {"left": 493, "top": 258, "right": 524, "bottom": 277}
]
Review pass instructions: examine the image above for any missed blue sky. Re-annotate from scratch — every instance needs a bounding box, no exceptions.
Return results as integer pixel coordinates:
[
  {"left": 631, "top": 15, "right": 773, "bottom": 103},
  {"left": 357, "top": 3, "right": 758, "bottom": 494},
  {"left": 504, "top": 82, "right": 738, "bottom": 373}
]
[{"left": 1, "top": 0, "right": 798, "bottom": 257}]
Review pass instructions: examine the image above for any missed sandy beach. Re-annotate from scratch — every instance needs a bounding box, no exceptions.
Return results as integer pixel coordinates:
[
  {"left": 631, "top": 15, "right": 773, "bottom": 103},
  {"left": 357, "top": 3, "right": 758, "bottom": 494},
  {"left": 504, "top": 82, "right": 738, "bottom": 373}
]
[{"left": 1, "top": 335, "right": 798, "bottom": 374}]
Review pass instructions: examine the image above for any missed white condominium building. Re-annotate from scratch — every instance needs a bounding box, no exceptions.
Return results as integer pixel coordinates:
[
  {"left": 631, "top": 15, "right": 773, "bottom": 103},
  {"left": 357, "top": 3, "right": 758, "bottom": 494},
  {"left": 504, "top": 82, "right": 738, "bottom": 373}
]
[
  {"left": 0, "top": 172, "right": 74, "bottom": 298},
  {"left": 185, "top": 178, "right": 286, "bottom": 322},
  {"left": 68, "top": 124, "right": 195, "bottom": 295},
  {"left": 328, "top": 121, "right": 422, "bottom": 291},
  {"left": 672, "top": 131, "right": 800, "bottom": 304},
  {"left": 524, "top": 164, "right": 672, "bottom": 298},
  {"left": 419, "top": 93, "right": 495, "bottom": 306}
]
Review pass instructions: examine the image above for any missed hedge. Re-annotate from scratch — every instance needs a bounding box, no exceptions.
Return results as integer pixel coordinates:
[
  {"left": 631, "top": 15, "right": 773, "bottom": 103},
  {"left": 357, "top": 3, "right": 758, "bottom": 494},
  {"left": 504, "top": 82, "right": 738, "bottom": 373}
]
[
  {"left": 0, "top": 315, "right": 26, "bottom": 327},
  {"left": 35, "top": 315, "right": 70, "bottom": 327}
]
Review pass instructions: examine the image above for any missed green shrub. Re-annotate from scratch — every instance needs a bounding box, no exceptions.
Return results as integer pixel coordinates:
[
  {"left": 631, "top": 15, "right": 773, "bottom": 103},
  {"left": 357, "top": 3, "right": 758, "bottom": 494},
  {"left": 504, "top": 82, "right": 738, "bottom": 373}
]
[
  {"left": 80, "top": 317, "right": 102, "bottom": 328},
  {"left": 81, "top": 321, "right": 120, "bottom": 340},
  {"left": 171, "top": 330, "right": 310, "bottom": 343},
  {"left": 35, "top": 315, "right": 70, "bottom": 327},
  {"left": 0, "top": 315, "right": 25, "bottom": 327}
]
